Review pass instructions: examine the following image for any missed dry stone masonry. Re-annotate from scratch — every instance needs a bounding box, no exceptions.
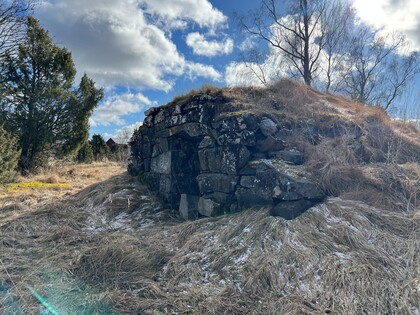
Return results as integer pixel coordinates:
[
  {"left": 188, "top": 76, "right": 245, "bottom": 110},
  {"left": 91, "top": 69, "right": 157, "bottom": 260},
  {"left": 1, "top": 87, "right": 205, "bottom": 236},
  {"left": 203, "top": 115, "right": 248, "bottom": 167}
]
[{"left": 129, "top": 93, "right": 326, "bottom": 220}]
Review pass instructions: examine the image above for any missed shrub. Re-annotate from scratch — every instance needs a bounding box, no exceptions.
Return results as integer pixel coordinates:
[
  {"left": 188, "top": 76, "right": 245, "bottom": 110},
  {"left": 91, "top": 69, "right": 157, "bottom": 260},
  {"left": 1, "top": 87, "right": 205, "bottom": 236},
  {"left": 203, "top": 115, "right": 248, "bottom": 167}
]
[
  {"left": 76, "top": 141, "right": 94, "bottom": 163},
  {"left": 0, "top": 126, "right": 21, "bottom": 183},
  {"left": 90, "top": 134, "right": 109, "bottom": 161}
]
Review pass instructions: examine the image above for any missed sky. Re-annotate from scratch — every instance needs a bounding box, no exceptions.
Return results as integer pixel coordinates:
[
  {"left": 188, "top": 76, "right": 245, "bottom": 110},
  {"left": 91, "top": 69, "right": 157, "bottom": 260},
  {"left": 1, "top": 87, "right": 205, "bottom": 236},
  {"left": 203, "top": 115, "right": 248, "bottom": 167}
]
[{"left": 34, "top": 0, "right": 420, "bottom": 142}]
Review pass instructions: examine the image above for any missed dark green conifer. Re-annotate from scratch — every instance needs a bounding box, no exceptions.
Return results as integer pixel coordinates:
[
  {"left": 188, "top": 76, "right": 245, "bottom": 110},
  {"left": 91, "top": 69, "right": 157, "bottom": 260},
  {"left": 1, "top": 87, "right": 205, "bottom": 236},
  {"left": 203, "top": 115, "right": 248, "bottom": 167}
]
[
  {"left": 0, "top": 16, "right": 103, "bottom": 174},
  {"left": 90, "top": 134, "right": 109, "bottom": 162},
  {"left": 0, "top": 125, "right": 20, "bottom": 183}
]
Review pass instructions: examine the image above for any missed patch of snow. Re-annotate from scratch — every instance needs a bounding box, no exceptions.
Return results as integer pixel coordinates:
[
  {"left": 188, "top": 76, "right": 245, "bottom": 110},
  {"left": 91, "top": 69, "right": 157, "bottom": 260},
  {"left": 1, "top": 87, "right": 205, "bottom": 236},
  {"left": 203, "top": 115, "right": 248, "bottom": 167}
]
[
  {"left": 315, "top": 271, "right": 321, "bottom": 282},
  {"left": 234, "top": 246, "right": 252, "bottom": 264},
  {"left": 82, "top": 192, "right": 160, "bottom": 233},
  {"left": 333, "top": 252, "right": 351, "bottom": 261},
  {"left": 285, "top": 227, "right": 308, "bottom": 251},
  {"left": 299, "top": 281, "right": 310, "bottom": 292},
  {"left": 243, "top": 226, "right": 251, "bottom": 233},
  {"left": 109, "top": 212, "right": 133, "bottom": 231},
  {"left": 138, "top": 219, "right": 154, "bottom": 230}
]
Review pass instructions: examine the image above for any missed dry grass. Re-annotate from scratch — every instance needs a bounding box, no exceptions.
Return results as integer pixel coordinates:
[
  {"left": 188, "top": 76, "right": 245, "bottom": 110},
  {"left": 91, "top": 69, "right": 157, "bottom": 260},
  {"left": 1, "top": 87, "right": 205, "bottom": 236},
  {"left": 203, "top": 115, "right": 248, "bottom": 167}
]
[
  {"left": 158, "top": 203, "right": 420, "bottom": 315},
  {"left": 0, "top": 162, "right": 170, "bottom": 314},
  {"left": 1, "top": 162, "right": 419, "bottom": 314}
]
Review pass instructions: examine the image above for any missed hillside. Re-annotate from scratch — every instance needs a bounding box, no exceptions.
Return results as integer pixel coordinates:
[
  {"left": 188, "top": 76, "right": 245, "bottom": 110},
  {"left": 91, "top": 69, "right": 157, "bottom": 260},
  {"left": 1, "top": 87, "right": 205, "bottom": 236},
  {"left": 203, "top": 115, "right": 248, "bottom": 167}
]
[{"left": 1, "top": 81, "right": 420, "bottom": 314}]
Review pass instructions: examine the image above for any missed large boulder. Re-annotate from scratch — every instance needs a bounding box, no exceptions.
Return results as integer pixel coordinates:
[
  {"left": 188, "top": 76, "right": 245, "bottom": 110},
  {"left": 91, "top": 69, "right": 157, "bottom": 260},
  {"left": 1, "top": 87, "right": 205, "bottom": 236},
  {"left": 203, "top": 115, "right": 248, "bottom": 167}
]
[{"left": 235, "top": 159, "right": 325, "bottom": 216}]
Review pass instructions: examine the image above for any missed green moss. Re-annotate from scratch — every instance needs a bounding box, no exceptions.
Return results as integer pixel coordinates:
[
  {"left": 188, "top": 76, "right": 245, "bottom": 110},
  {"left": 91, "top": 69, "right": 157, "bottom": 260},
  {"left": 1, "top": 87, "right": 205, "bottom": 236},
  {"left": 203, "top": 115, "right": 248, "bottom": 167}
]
[{"left": 6, "top": 181, "right": 70, "bottom": 192}]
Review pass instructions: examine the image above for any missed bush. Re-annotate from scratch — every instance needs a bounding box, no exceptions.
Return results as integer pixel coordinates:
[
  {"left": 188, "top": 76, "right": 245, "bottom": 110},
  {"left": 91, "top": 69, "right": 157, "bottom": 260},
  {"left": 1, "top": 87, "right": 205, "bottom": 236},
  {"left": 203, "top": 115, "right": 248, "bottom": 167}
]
[
  {"left": 76, "top": 141, "right": 94, "bottom": 163},
  {"left": 90, "top": 134, "right": 109, "bottom": 161},
  {"left": 0, "top": 126, "right": 21, "bottom": 183}
]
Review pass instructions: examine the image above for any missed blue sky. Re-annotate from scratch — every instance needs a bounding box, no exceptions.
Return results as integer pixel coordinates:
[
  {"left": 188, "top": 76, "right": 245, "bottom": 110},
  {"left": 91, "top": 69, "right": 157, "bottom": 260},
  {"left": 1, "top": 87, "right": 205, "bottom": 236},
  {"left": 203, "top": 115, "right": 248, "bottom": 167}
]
[{"left": 34, "top": 0, "right": 419, "bottom": 141}]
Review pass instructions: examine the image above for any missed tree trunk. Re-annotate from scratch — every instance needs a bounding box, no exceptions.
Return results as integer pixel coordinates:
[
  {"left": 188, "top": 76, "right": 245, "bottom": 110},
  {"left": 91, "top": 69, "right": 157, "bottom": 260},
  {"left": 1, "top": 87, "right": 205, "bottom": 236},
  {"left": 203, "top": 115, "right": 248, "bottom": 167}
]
[{"left": 302, "top": 0, "right": 312, "bottom": 86}]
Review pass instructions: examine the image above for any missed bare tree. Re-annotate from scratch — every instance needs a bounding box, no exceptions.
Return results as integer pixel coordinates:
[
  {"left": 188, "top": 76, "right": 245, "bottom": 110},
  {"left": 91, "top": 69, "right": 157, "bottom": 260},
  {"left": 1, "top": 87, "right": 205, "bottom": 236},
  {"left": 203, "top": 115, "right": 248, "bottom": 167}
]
[
  {"left": 237, "top": 0, "right": 418, "bottom": 112},
  {"left": 239, "top": 47, "right": 270, "bottom": 86},
  {"left": 319, "top": 1, "right": 354, "bottom": 92},
  {"left": 238, "top": 0, "right": 327, "bottom": 86},
  {"left": 236, "top": 45, "right": 289, "bottom": 86},
  {"left": 0, "top": 0, "right": 33, "bottom": 58},
  {"left": 114, "top": 128, "right": 134, "bottom": 145},
  {"left": 341, "top": 26, "right": 419, "bottom": 110}
]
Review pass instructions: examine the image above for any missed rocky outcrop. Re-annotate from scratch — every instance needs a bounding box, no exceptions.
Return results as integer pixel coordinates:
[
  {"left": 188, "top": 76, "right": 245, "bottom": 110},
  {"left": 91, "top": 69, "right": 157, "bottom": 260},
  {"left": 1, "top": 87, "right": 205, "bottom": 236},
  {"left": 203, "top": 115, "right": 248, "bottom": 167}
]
[{"left": 129, "top": 93, "right": 326, "bottom": 220}]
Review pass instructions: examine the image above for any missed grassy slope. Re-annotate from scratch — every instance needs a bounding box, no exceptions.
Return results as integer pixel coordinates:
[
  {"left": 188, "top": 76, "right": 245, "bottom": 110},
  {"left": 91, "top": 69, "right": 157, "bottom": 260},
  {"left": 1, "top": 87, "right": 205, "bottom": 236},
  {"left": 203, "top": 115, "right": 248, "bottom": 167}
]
[
  {"left": 1, "top": 163, "right": 418, "bottom": 314},
  {"left": 1, "top": 81, "right": 419, "bottom": 314}
]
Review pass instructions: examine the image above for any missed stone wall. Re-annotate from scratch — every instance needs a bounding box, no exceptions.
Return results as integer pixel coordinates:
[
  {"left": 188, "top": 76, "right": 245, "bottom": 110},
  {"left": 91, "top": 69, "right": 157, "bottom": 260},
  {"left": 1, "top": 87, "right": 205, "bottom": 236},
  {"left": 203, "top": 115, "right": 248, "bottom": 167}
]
[{"left": 129, "top": 93, "right": 326, "bottom": 220}]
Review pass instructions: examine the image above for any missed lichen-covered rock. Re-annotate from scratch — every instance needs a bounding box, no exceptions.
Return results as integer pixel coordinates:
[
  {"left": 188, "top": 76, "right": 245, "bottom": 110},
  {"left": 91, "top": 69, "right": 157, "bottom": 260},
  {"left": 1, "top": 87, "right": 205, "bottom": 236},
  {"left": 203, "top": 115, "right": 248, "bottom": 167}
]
[
  {"left": 235, "top": 160, "right": 325, "bottom": 211},
  {"left": 259, "top": 117, "right": 278, "bottom": 136},
  {"left": 129, "top": 93, "right": 326, "bottom": 220}
]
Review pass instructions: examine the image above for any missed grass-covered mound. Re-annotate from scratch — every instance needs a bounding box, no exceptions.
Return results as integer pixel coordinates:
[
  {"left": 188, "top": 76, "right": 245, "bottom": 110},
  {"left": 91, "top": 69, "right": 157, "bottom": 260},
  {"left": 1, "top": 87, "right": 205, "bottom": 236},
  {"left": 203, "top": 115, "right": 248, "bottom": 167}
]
[{"left": 1, "top": 81, "right": 419, "bottom": 314}]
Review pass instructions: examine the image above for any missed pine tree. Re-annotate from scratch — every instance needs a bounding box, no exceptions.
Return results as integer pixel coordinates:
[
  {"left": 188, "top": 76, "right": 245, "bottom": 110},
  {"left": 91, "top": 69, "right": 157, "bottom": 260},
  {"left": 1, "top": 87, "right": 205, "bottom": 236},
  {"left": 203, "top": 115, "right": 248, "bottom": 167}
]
[
  {"left": 90, "top": 134, "right": 109, "bottom": 162},
  {"left": 0, "top": 125, "right": 20, "bottom": 183},
  {"left": 62, "top": 74, "right": 104, "bottom": 158},
  {"left": 0, "top": 16, "right": 103, "bottom": 174},
  {"left": 76, "top": 141, "right": 94, "bottom": 164}
]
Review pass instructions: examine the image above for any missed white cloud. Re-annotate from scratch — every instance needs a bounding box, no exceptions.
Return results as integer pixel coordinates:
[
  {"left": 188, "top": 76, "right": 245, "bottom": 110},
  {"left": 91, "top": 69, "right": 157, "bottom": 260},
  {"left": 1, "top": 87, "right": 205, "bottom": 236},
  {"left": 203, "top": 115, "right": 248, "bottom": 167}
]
[
  {"left": 36, "top": 0, "right": 223, "bottom": 91},
  {"left": 92, "top": 92, "right": 154, "bottom": 126},
  {"left": 238, "top": 37, "right": 257, "bottom": 52},
  {"left": 225, "top": 62, "right": 265, "bottom": 87},
  {"left": 186, "top": 62, "right": 222, "bottom": 81},
  {"left": 353, "top": 0, "right": 420, "bottom": 51},
  {"left": 88, "top": 117, "right": 97, "bottom": 127},
  {"left": 142, "top": 0, "right": 227, "bottom": 30},
  {"left": 186, "top": 32, "right": 233, "bottom": 57},
  {"left": 225, "top": 49, "right": 289, "bottom": 87}
]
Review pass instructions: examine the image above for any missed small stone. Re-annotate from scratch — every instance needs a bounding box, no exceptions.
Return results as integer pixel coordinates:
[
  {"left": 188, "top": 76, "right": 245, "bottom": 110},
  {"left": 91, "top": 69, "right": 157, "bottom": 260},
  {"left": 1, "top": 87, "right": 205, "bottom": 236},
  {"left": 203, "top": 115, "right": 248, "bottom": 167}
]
[{"left": 259, "top": 118, "right": 277, "bottom": 136}]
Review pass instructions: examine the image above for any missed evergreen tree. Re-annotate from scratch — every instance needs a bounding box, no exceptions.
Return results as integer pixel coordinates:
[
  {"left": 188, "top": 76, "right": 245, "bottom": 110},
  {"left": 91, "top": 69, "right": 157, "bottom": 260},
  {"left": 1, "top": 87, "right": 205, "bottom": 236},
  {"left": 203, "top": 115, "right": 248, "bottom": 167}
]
[
  {"left": 62, "top": 74, "right": 104, "bottom": 157},
  {"left": 0, "top": 16, "right": 103, "bottom": 174},
  {"left": 90, "top": 134, "right": 109, "bottom": 162},
  {"left": 76, "top": 141, "right": 94, "bottom": 164},
  {"left": 0, "top": 125, "right": 20, "bottom": 183}
]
